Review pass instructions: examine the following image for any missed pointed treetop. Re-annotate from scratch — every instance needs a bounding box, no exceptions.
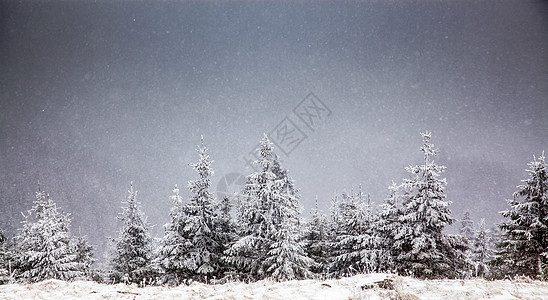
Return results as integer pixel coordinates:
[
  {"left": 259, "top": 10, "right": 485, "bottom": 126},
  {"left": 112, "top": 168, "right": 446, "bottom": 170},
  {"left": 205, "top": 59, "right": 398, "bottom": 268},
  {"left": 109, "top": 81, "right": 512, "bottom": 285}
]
[
  {"left": 260, "top": 133, "right": 275, "bottom": 151},
  {"left": 173, "top": 184, "right": 179, "bottom": 194},
  {"left": 190, "top": 136, "right": 214, "bottom": 180},
  {"left": 478, "top": 218, "right": 487, "bottom": 229},
  {"left": 420, "top": 130, "right": 439, "bottom": 163},
  {"left": 531, "top": 151, "right": 545, "bottom": 163},
  {"left": 194, "top": 135, "right": 211, "bottom": 159},
  {"left": 255, "top": 134, "right": 275, "bottom": 171},
  {"left": 421, "top": 130, "right": 432, "bottom": 141},
  {"left": 199, "top": 134, "right": 206, "bottom": 151},
  {"left": 388, "top": 180, "right": 399, "bottom": 191}
]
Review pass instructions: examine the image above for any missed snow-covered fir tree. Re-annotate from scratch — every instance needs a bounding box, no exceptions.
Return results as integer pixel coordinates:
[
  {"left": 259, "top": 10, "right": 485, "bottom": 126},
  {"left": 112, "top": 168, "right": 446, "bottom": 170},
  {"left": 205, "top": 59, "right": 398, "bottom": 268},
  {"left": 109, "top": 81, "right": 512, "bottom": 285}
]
[
  {"left": 225, "top": 134, "right": 312, "bottom": 281},
  {"left": 265, "top": 213, "right": 310, "bottom": 281},
  {"left": 325, "top": 191, "right": 342, "bottom": 275},
  {"left": 111, "top": 183, "right": 154, "bottom": 285},
  {"left": 472, "top": 218, "right": 492, "bottom": 278},
  {"left": 0, "top": 228, "right": 6, "bottom": 284},
  {"left": 157, "top": 184, "right": 187, "bottom": 285},
  {"left": 0, "top": 227, "right": 12, "bottom": 284},
  {"left": 329, "top": 186, "right": 380, "bottom": 277},
  {"left": 215, "top": 195, "right": 238, "bottom": 279},
  {"left": 304, "top": 197, "right": 329, "bottom": 276},
  {"left": 73, "top": 235, "right": 94, "bottom": 279},
  {"left": 217, "top": 195, "right": 237, "bottom": 247},
  {"left": 16, "top": 187, "right": 90, "bottom": 282},
  {"left": 392, "top": 131, "right": 468, "bottom": 279},
  {"left": 459, "top": 210, "right": 475, "bottom": 277},
  {"left": 0, "top": 227, "right": 5, "bottom": 247},
  {"left": 328, "top": 191, "right": 342, "bottom": 235},
  {"left": 493, "top": 152, "right": 547, "bottom": 280},
  {"left": 460, "top": 211, "right": 475, "bottom": 242},
  {"left": 264, "top": 152, "right": 311, "bottom": 281},
  {"left": 375, "top": 181, "right": 403, "bottom": 273},
  {"left": 177, "top": 137, "right": 224, "bottom": 283},
  {"left": 486, "top": 224, "right": 504, "bottom": 278}
]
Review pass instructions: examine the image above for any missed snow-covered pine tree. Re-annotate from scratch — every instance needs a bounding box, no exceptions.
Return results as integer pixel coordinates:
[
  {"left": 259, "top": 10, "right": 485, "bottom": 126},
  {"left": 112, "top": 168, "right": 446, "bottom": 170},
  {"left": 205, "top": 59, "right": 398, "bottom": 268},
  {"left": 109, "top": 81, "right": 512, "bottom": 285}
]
[
  {"left": 304, "top": 196, "right": 329, "bottom": 276},
  {"left": 0, "top": 227, "right": 11, "bottom": 284},
  {"left": 330, "top": 186, "right": 380, "bottom": 277},
  {"left": 218, "top": 195, "right": 237, "bottom": 245},
  {"left": 393, "top": 131, "right": 468, "bottom": 279},
  {"left": 459, "top": 210, "right": 475, "bottom": 277},
  {"left": 0, "top": 227, "right": 5, "bottom": 246},
  {"left": 325, "top": 191, "right": 342, "bottom": 276},
  {"left": 460, "top": 211, "right": 475, "bottom": 242},
  {"left": 2, "top": 230, "right": 20, "bottom": 284},
  {"left": 493, "top": 152, "right": 547, "bottom": 280},
  {"left": 329, "top": 189, "right": 353, "bottom": 277},
  {"left": 473, "top": 218, "right": 492, "bottom": 278},
  {"left": 328, "top": 189, "right": 355, "bottom": 277},
  {"left": 0, "top": 229, "right": 5, "bottom": 284},
  {"left": 157, "top": 184, "right": 187, "bottom": 285},
  {"left": 215, "top": 195, "right": 238, "bottom": 280},
  {"left": 73, "top": 235, "right": 94, "bottom": 279},
  {"left": 328, "top": 191, "right": 342, "bottom": 238},
  {"left": 375, "top": 181, "right": 403, "bottom": 273},
  {"left": 16, "top": 187, "right": 89, "bottom": 282},
  {"left": 487, "top": 225, "right": 505, "bottom": 279},
  {"left": 265, "top": 213, "right": 312, "bottom": 281},
  {"left": 111, "top": 183, "right": 154, "bottom": 285},
  {"left": 177, "top": 136, "right": 223, "bottom": 283},
  {"left": 264, "top": 151, "right": 311, "bottom": 281},
  {"left": 225, "top": 134, "right": 312, "bottom": 281},
  {"left": 327, "top": 190, "right": 354, "bottom": 247}
]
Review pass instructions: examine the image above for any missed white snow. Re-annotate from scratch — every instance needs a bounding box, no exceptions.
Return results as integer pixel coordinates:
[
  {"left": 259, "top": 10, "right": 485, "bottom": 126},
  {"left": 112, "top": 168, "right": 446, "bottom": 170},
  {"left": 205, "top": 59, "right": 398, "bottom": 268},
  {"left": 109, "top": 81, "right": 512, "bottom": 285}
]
[{"left": 1, "top": 274, "right": 548, "bottom": 300}]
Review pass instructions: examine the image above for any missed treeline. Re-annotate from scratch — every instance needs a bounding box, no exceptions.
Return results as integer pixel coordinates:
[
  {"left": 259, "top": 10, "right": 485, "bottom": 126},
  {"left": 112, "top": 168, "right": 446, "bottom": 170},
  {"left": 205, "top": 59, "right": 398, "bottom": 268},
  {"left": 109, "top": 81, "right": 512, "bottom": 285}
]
[{"left": 0, "top": 132, "right": 546, "bottom": 285}]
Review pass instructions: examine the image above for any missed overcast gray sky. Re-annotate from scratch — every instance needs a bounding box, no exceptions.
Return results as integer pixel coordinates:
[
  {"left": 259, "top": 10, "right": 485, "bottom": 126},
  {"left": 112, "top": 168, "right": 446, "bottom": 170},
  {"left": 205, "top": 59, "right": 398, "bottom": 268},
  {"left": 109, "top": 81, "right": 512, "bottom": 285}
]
[{"left": 1, "top": 1, "right": 546, "bottom": 262}]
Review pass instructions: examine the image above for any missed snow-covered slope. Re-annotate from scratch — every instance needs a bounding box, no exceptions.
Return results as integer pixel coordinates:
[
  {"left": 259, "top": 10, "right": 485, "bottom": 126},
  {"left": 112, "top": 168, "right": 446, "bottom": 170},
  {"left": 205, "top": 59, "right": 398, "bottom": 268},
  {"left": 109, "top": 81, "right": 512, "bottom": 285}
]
[{"left": 1, "top": 273, "right": 547, "bottom": 300}]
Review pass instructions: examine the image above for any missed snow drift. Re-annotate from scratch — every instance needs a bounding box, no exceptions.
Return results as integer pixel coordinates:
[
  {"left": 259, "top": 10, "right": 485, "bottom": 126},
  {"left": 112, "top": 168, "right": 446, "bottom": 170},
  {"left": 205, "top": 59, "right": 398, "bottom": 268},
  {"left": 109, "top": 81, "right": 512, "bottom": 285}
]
[{"left": 1, "top": 273, "right": 547, "bottom": 300}]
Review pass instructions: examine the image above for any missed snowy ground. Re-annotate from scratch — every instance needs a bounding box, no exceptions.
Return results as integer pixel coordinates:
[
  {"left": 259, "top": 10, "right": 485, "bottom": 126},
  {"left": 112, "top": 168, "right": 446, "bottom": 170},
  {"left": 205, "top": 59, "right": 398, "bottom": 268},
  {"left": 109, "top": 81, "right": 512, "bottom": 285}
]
[{"left": 1, "top": 273, "right": 547, "bottom": 300}]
